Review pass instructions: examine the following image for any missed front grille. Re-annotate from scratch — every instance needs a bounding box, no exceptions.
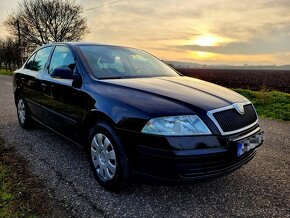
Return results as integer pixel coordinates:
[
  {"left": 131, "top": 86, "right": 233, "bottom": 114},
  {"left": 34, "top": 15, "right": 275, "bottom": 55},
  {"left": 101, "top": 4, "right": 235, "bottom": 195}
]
[{"left": 213, "top": 104, "right": 257, "bottom": 132}]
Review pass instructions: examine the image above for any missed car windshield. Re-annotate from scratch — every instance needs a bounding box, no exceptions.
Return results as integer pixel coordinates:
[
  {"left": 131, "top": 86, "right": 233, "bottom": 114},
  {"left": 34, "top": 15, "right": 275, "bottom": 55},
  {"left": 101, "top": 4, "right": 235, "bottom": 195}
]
[{"left": 77, "top": 45, "right": 180, "bottom": 79}]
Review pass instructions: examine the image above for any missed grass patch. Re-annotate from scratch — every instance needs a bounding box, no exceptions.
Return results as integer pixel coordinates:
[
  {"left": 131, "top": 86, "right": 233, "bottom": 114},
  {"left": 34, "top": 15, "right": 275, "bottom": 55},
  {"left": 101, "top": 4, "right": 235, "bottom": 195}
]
[
  {"left": 0, "top": 69, "right": 13, "bottom": 76},
  {"left": 233, "top": 89, "right": 290, "bottom": 121},
  {"left": 0, "top": 139, "right": 53, "bottom": 217}
]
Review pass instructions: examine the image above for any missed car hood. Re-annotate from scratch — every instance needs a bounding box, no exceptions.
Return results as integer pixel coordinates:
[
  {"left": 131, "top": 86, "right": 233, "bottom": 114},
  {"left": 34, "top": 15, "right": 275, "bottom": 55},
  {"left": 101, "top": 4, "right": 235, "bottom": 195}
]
[{"left": 100, "top": 76, "right": 248, "bottom": 112}]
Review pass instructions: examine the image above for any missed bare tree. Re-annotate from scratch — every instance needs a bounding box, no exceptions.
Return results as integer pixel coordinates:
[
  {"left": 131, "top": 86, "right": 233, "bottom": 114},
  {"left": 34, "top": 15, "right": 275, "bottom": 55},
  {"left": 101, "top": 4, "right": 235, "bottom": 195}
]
[
  {"left": 4, "top": 0, "right": 88, "bottom": 46},
  {"left": 0, "top": 37, "right": 21, "bottom": 70}
]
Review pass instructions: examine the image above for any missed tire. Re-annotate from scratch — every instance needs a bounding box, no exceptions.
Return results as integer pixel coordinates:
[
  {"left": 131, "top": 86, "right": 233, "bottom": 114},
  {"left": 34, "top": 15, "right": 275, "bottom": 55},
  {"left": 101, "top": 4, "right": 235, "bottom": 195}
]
[
  {"left": 88, "top": 122, "right": 130, "bottom": 191},
  {"left": 16, "top": 96, "right": 33, "bottom": 129}
]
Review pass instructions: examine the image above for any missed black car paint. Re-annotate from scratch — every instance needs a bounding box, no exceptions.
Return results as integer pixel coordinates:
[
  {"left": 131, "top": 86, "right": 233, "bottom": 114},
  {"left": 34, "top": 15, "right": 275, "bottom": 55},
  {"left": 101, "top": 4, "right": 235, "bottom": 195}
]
[{"left": 13, "top": 42, "right": 262, "bottom": 182}]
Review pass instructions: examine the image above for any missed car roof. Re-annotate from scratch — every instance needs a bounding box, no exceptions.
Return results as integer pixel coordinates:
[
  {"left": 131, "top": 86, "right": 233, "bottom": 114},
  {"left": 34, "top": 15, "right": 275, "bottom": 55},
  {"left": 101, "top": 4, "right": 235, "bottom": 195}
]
[{"left": 43, "top": 42, "right": 129, "bottom": 48}]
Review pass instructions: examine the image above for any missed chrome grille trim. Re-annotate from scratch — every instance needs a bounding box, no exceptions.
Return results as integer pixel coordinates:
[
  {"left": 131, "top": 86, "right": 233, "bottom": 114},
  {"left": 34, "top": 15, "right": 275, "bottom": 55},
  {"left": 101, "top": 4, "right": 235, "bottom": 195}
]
[{"left": 207, "top": 102, "right": 259, "bottom": 136}]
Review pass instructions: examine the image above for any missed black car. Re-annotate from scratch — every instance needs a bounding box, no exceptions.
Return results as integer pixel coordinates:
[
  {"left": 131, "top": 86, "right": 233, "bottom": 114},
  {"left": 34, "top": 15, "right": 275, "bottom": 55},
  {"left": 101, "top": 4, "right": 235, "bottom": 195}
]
[{"left": 13, "top": 42, "right": 263, "bottom": 191}]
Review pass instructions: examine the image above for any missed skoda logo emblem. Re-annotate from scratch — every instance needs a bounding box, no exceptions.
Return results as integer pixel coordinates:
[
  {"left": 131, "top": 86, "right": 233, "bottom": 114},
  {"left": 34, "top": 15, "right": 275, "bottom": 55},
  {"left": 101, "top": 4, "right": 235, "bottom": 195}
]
[{"left": 234, "top": 103, "right": 245, "bottom": 115}]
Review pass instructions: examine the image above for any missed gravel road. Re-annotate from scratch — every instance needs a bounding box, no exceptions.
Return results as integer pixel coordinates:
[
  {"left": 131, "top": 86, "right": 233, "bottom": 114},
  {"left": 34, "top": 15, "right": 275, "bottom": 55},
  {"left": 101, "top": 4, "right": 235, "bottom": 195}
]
[{"left": 0, "top": 75, "right": 289, "bottom": 217}]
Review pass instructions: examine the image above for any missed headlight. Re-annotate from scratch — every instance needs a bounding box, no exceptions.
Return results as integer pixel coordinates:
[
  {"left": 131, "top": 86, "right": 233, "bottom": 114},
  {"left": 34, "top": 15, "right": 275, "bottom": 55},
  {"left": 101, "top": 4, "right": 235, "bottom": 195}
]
[{"left": 141, "top": 115, "right": 211, "bottom": 136}]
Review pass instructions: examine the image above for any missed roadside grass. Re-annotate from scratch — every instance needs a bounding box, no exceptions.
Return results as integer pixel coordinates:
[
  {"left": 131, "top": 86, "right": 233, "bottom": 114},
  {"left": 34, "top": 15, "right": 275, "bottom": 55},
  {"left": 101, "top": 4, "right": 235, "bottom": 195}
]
[
  {"left": 0, "top": 138, "right": 52, "bottom": 218},
  {"left": 233, "top": 89, "right": 290, "bottom": 121},
  {"left": 0, "top": 69, "right": 13, "bottom": 76}
]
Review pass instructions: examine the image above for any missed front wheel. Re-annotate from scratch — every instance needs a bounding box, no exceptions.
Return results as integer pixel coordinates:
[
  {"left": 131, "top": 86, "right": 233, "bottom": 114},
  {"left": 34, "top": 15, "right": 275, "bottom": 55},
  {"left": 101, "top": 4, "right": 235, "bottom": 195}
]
[
  {"left": 16, "top": 97, "right": 33, "bottom": 129},
  {"left": 89, "top": 122, "right": 130, "bottom": 191}
]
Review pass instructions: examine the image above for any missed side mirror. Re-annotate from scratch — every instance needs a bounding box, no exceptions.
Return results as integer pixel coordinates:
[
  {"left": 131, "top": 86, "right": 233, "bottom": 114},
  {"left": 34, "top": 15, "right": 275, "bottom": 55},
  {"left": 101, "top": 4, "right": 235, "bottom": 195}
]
[{"left": 50, "top": 67, "right": 74, "bottom": 79}]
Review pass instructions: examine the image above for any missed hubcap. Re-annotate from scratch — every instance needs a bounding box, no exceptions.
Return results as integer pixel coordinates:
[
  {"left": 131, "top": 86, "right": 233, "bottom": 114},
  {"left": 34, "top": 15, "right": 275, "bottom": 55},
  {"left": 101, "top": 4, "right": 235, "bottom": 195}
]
[
  {"left": 91, "top": 133, "right": 117, "bottom": 181},
  {"left": 17, "top": 99, "right": 26, "bottom": 125}
]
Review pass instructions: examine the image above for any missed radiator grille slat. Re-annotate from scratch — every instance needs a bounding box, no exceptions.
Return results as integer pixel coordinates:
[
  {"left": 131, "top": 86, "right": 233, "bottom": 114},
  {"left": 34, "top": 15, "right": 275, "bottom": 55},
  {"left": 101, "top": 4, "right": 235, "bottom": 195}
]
[{"left": 213, "top": 104, "right": 257, "bottom": 132}]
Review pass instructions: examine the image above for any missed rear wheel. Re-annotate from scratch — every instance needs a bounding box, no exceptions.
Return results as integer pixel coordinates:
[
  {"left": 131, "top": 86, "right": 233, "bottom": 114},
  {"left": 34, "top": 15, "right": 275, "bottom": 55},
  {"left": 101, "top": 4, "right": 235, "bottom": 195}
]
[
  {"left": 16, "top": 97, "right": 33, "bottom": 129},
  {"left": 89, "top": 122, "right": 130, "bottom": 191}
]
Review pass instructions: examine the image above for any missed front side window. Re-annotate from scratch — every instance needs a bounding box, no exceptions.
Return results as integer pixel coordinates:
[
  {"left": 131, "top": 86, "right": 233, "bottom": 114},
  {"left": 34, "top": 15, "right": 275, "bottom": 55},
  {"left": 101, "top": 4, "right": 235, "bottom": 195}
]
[
  {"left": 49, "top": 46, "right": 75, "bottom": 73},
  {"left": 31, "top": 46, "right": 52, "bottom": 72},
  {"left": 77, "top": 45, "right": 179, "bottom": 79}
]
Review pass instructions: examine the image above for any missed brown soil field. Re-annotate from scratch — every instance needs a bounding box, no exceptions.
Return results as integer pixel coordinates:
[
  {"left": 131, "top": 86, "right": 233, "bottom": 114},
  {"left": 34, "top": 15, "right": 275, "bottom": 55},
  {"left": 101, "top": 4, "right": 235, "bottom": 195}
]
[{"left": 175, "top": 68, "right": 290, "bottom": 93}]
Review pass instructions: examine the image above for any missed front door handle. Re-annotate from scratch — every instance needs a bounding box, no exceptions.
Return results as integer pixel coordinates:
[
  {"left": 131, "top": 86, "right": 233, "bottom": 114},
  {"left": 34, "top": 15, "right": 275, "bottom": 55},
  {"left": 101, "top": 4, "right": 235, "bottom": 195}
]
[{"left": 41, "top": 83, "right": 48, "bottom": 90}]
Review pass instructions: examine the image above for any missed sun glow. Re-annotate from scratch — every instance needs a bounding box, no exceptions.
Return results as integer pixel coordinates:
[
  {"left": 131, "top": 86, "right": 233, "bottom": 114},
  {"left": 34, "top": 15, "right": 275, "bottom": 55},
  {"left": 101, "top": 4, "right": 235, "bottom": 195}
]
[
  {"left": 186, "top": 35, "right": 235, "bottom": 47},
  {"left": 189, "top": 51, "right": 216, "bottom": 60},
  {"left": 194, "top": 36, "right": 218, "bottom": 46}
]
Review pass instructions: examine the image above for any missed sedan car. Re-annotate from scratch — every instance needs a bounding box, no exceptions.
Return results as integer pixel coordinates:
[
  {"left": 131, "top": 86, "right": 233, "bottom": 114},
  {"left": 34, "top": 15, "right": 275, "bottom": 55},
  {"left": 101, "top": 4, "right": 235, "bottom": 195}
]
[{"left": 13, "top": 42, "right": 263, "bottom": 191}]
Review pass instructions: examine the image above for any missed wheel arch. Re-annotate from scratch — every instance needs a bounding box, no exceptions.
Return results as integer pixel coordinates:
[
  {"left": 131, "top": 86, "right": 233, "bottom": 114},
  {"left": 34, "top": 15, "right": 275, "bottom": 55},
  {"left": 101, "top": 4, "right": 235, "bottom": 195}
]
[
  {"left": 14, "top": 87, "right": 21, "bottom": 106},
  {"left": 80, "top": 110, "right": 117, "bottom": 146}
]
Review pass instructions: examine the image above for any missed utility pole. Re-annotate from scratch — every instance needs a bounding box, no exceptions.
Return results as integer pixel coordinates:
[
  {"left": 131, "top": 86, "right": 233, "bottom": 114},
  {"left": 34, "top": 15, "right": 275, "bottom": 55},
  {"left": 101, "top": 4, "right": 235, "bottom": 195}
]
[
  {"left": 16, "top": 19, "right": 23, "bottom": 66},
  {"left": 17, "top": 19, "right": 21, "bottom": 45}
]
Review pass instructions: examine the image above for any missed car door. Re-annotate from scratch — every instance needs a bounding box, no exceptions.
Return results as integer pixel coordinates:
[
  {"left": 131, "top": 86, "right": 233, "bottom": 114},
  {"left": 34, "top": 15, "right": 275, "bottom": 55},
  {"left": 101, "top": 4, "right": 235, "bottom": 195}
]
[
  {"left": 40, "top": 45, "right": 86, "bottom": 140},
  {"left": 20, "top": 46, "right": 52, "bottom": 120}
]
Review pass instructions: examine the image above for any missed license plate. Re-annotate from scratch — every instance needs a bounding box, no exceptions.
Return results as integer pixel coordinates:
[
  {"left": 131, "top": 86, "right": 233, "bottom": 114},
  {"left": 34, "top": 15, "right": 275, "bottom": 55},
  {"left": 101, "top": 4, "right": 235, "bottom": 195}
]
[{"left": 237, "top": 132, "right": 263, "bottom": 157}]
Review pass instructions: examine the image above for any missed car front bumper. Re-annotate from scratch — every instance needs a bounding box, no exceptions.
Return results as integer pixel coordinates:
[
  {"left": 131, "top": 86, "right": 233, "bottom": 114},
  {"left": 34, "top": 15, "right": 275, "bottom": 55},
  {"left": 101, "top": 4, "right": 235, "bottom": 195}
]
[{"left": 117, "top": 125, "right": 263, "bottom": 183}]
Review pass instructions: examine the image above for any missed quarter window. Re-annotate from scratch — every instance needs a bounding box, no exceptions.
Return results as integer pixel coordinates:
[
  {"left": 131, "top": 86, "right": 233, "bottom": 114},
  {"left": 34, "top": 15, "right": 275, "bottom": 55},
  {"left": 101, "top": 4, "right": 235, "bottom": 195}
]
[
  {"left": 31, "top": 47, "right": 52, "bottom": 72},
  {"left": 24, "top": 53, "right": 36, "bottom": 70},
  {"left": 49, "top": 46, "right": 75, "bottom": 73}
]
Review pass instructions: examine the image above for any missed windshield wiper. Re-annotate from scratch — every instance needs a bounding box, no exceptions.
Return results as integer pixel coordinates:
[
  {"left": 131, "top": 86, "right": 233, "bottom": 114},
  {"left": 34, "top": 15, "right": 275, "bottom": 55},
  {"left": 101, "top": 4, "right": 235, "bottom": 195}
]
[{"left": 98, "top": 76, "right": 127, "bottom": 80}]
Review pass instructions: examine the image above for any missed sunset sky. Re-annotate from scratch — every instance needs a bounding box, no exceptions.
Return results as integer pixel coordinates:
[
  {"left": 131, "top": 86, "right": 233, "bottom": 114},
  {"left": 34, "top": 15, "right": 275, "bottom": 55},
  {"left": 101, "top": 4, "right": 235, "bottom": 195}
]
[{"left": 0, "top": 0, "right": 289, "bottom": 65}]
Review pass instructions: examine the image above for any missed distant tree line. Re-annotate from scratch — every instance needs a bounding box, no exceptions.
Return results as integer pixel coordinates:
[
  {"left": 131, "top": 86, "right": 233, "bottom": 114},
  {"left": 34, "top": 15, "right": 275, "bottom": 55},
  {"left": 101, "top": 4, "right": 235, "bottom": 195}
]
[{"left": 0, "top": 37, "right": 22, "bottom": 71}]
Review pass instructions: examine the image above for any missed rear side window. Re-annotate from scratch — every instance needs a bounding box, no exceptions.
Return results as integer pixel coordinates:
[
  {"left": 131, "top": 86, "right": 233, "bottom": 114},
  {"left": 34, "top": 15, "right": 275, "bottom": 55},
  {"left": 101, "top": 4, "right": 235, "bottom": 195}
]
[
  {"left": 25, "top": 47, "right": 52, "bottom": 72},
  {"left": 49, "top": 46, "right": 75, "bottom": 73}
]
